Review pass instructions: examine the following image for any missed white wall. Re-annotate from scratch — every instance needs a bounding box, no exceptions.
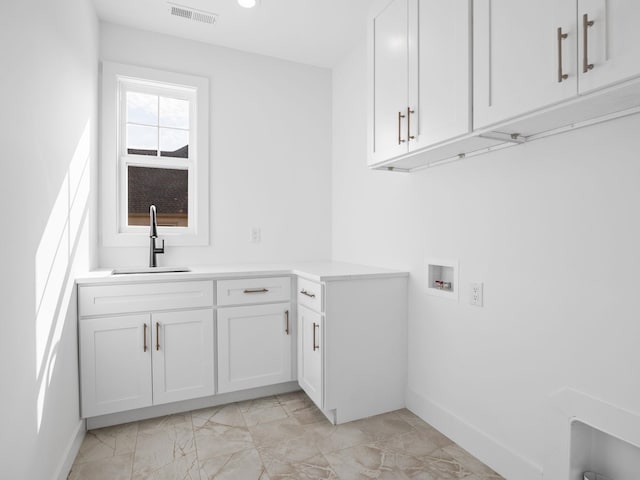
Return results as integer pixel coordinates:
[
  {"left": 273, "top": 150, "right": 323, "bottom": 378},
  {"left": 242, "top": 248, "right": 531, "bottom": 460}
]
[
  {"left": 332, "top": 39, "right": 640, "bottom": 479},
  {"left": 0, "top": 0, "right": 99, "bottom": 478},
  {"left": 99, "top": 23, "right": 332, "bottom": 268}
]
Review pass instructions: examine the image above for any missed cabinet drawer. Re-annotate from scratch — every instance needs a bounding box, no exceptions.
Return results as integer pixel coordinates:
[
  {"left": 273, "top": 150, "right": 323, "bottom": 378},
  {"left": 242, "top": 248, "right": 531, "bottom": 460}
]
[
  {"left": 216, "top": 277, "right": 291, "bottom": 306},
  {"left": 297, "top": 277, "right": 323, "bottom": 313},
  {"left": 79, "top": 281, "right": 214, "bottom": 317}
]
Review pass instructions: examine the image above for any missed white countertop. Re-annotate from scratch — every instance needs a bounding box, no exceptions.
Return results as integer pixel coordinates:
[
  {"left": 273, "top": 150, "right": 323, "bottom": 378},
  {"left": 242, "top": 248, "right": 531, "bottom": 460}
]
[{"left": 75, "top": 261, "right": 409, "bottom": 285}]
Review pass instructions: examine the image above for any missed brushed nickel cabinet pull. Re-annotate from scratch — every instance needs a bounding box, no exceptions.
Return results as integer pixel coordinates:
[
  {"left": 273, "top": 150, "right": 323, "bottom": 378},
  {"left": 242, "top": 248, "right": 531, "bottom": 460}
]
[
  {"left": 557, "top": 27, "right": 569, "bottom": 82},
  {"left": 312, "top": 322, "right": 319, "bottom": 351},
  {"left": 407, "top": 107, "right": 415, "bottom": 140},
  {"left": 243, "top": 288, "right": 269, "bottom": 294},
  {"left": 300, "top": 289, "right": 316, "bottom": 298},
  {"left": 285, "top": 310, "right": 289, "bottom": 335},
  {"left": 156, "top": 322, "right": 160, "bottom": 351},
  {"left": 398, "top": 111, "right": 406, "bottom": 145},
  {"left": 582, "top": 13, "right": 595, "bottom": 73},
  {"left": 143, "top": 323, "right": 148, "bottom": 352}
]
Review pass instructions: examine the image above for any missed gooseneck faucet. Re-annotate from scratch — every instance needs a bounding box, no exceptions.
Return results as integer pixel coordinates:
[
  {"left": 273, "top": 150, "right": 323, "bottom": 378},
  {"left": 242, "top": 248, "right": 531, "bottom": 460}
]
[{"left": 149, "top": 205, "right": 165, "bottom": 267}]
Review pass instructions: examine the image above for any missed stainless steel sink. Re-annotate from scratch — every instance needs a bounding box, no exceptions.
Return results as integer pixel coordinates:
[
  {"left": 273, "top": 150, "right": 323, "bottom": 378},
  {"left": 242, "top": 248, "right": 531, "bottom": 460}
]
[{"left": 111, "top": 266, "right": 191, "bottom": 275}]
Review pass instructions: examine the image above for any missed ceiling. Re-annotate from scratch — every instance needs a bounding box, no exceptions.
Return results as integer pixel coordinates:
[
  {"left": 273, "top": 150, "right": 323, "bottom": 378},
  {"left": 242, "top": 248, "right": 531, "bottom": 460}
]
[{"left": 92, "top": 0, "right": 375, "bottom": 68}]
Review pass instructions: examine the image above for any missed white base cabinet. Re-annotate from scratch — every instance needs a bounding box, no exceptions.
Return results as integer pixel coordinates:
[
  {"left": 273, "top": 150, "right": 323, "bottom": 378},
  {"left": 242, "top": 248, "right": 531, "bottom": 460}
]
[
  {"left": 78, "top": 281, "right": 215, "bottom": 418},
  {"left": 216, "top": 277, "right": 294, "bottom": 395},
  {"left": 297, "top": 305, "right": 323, "bottom": 408},
  {"left": 217, "top": 303, "right": 293, "bottom": 394},
  {"left": 296, "top": 275, "right": 407, "bottom": 424},
  {"left": 152, "top": 309, "right": 215, "bottom": 405},
  {"left": 79, "top": 314, "right": 152, "bottom": 416},
  {"left": 77, "top": 266, "right": 408, "bottom": 424},
  {"left": 79, "top": 309, "right": 214, "bottom": 417}
]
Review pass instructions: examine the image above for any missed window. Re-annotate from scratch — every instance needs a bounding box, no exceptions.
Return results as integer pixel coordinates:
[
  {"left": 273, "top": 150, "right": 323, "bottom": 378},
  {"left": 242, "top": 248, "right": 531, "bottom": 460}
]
[
  {"left": 121, "top": 82, "right": 192, "bottom": 229},
  {"left": 101, "top": 62, "right": 209, "bottom": 246}
]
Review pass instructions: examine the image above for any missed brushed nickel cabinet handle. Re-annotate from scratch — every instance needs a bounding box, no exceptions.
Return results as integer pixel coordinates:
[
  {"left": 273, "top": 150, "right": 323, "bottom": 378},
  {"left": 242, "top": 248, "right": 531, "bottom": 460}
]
[
  {"left": 557, "top": 27, "right": 569, "bottom": 82},
  {"left": 156, "top": 322, "right": 160, "bottom": 351},
  {"left": 312, "top": 322, "right": 319, "bottom": 351},
  {"left": 582, "top": 13, "right": 595, "bottom": 73},
  {"left": 300, "top": 289, "right": 316, "bottom": 298},
  {"left": 143, "top": 323, "right": 148, "bottom": 352},
  {"left": 398, "top": 111, "right": 406, "bottom": 145},
  {"left": 285, "top": 310, "right": 289, "bottom": 335},
  {"left": 243, "top": 288, "right": 269, "bottom": 294},
  {"left": 407, "top": 107, "right": 415, "bottom": 140}
]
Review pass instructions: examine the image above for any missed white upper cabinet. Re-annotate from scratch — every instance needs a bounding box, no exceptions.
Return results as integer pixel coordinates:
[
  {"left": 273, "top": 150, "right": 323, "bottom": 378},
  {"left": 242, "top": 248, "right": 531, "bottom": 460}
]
[
  {"left": 409, "top": 0, "right": 471, "bottom": 150},
  {"left": 475, "top": 0, "right": 640, "bottom": 130},
  {"left": 577, "top": 0, "right": 640, "bottom": 94},
  {"left": 368, "top": 0, "right": 640, "bottom": 171},
  {"left": 473, "top": 0, "right": 577, "bottom": 129},
  {"left": 369, "top": 0, "right": 471, "bottom": 166},
  {"left": 370, "top": 0, "right": 410, "bottom": 164}
]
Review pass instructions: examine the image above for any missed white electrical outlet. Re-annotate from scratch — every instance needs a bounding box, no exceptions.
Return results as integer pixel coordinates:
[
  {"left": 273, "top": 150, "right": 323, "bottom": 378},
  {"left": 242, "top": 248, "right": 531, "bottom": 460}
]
[
  {"left": 470, "top": 282, "right": 483, "bottom": 307},
  {"left": 250, "top": 227, "right": 261, "bottom": 243}
]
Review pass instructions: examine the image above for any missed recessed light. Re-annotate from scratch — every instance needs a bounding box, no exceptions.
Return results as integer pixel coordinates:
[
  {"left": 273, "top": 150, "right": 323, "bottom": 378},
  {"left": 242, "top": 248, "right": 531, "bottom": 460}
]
[{"left": 238, "top": 0, "right": 258, "bottom": 8}]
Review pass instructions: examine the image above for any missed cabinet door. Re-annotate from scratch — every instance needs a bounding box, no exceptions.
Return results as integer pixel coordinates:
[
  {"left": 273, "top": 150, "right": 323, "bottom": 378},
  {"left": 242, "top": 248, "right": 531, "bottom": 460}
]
[
  {"left": 409, "top": 0, "right": 471, "bottom": 150},
  {"left": 79, "top": 314, "right": 152, "bottom": 417},
  {"left": 370, "top": 0, "right": 410, "bottom": 164},
  {"left": 297, "top": 306, "right": 323, "bottom": 408},
  {"left": 578, "top": 0, "right": 640, "bottom": 93},
  {"left": 152, "top": 309, "right": 215, "bottom": 405},
  {"left": 473, "top": 0, "right": 576, "bottom": 128},
  {"left": 217, "top": 304, "right": 293, "bottom": 394}
]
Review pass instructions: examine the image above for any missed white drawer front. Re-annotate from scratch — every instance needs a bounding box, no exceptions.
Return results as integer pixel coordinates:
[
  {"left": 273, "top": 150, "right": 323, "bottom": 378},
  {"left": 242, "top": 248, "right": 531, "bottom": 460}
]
[
  {"left": 216, "top": 277, "right": 291, "bottom": 306},
  {"left": 297, "top": 277, "right": 323, "bottom": 313},
  {"left": 79, "top": 281, "right": 214, "bottom": 317}
]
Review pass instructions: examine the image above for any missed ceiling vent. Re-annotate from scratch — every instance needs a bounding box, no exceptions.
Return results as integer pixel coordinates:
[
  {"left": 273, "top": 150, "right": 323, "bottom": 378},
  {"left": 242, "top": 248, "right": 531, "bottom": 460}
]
[{"left": 168, "top": 3, "right": 217, "bottom": 25}]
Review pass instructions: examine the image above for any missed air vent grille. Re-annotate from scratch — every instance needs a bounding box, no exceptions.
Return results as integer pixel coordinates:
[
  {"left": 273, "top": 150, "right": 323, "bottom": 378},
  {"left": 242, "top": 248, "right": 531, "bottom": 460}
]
[{"left": 168, "top": 3, "right": 217, "bottom": 25}]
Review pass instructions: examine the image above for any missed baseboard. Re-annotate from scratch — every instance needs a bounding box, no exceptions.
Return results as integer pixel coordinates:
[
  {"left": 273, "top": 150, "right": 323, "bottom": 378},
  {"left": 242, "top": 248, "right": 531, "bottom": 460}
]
[
  {"left": 54, "top": 419, "right": 86, "bottom": 480},
  {"left": 406, "top": 388, "right": 543, "bottom": 480}
]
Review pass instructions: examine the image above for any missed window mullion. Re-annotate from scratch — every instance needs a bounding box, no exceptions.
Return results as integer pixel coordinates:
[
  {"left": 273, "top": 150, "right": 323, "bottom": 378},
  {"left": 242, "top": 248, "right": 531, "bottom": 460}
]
[{"left": 122, "top": 155, "right": 191, "bottom": 170}]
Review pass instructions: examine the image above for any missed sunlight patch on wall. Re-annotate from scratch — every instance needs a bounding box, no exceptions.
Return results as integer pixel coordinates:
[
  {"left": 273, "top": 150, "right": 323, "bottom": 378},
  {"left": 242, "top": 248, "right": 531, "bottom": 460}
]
[
  {"left": 35, "top": 177, "right": 69, "bottom": 373},
  {"left": 35, "top": 121, "right": 91, "bottom": 431}
]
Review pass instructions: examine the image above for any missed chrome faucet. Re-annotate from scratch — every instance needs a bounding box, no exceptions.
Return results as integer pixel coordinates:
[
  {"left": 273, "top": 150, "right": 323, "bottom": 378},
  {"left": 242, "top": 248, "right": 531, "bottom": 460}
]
[{"left": 149, "top": 205, "right": 164, "bottom": 267}]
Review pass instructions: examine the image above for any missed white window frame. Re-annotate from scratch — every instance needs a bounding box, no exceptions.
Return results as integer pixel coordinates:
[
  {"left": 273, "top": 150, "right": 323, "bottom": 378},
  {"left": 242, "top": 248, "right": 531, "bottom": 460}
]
[{"left": 101, "top": 61, "right": 209, "bottom": 247}]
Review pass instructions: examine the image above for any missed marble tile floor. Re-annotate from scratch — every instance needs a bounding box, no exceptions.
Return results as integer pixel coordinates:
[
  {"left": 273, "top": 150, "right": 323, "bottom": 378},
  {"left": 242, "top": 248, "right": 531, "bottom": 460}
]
[{"left": 69, "top": 390, "right": 504, "bottom": 480}]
